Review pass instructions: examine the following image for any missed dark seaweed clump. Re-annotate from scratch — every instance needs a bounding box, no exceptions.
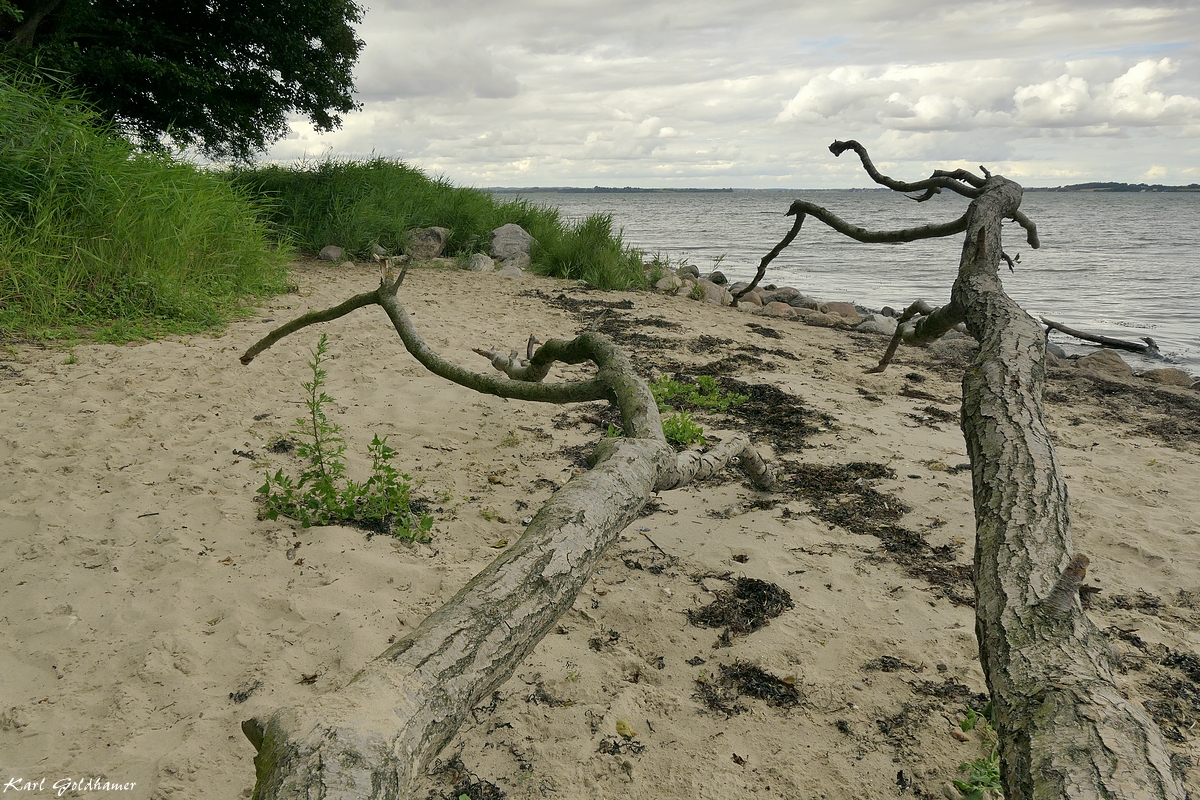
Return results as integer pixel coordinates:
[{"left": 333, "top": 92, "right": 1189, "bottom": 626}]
[{"left": 687, "top": 577, "right": 793, "bottom": 646}]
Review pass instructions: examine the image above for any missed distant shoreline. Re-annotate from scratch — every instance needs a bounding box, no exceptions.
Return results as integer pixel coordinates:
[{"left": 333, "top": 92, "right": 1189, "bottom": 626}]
[{"left": 489, "top": 183, "right": 1200, "bottom": 194}]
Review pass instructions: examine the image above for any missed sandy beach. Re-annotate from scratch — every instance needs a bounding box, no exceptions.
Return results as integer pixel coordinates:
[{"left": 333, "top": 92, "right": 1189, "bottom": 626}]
[{"left": 3, "top": 260, "right": 1199, "bottom": 799}]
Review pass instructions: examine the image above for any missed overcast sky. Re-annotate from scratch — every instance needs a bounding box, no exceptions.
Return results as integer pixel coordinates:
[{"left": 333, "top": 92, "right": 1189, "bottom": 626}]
[{"left": 265, "top": 0, "right": 1200, "bottom": 188}]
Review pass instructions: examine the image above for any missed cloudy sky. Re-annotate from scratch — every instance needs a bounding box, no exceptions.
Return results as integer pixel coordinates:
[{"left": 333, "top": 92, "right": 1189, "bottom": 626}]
[{"left": 266, "top": 0, "right": 1200, "bottom": 188}]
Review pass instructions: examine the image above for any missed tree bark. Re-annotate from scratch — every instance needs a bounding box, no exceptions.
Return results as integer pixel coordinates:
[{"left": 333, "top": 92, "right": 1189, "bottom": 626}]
[
  {"left": 244, "top": 435, "right": 672, "bottom": 799},
  {"left": 739, "top": 141, "right": 1181, "bottom": 798},
  {"left": 238, "top": 266, "right": 775, "bottom": 799},
  {"left": 953, "top": 178, "right": 1183, "bottom": 798}
]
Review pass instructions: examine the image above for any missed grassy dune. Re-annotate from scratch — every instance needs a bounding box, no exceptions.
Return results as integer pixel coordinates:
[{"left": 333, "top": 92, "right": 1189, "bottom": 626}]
[{"left": 0, "top": 72, "right": 288, "bottom": 341}]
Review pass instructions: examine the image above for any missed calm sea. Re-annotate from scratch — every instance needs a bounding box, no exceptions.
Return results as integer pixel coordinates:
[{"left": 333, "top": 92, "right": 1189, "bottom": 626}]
[{"left": 498, "top": 189, "right": 1200, "bottom": 373}]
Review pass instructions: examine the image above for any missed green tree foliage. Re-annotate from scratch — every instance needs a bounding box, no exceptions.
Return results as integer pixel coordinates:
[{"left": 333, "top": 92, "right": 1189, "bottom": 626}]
[{"left": 1, "top": 0, "right": 364, "bottom": 160}]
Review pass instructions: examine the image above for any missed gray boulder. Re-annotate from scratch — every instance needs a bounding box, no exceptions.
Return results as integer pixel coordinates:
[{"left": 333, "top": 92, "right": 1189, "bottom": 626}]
[
  {"left": 318, "top": 244, "right": 344, "bottom": 261},
  {"left": 787, "top": 294, "right": 819, "bottom": 310},
  {"left": 369, "top": 243, "right": 388, "bottom": 258},
  {"left": 1078, "top": 349, "right": 1133, "bottom": 378},
  {"left": 678, "top": 264, "right": 701, "bottom": 280},
  {"left": 497, "top": 264, "right": 524, "bottom": 278},
  {"left": 761, "top": 286, "right": 801, "bottom": 304},
  {"left": 856, "top": 313, "right": 899, "bottom": 336},
  {"left": 489, "top": 224, "right": 534, "bottom": 264},
  {"left": 694, "top": 279, "right": 733, "bottom": 306},
  {"left": 1140, "top": 367, "right": 1194, "bottom": 387},
  {"left": 466, "top": 253, "right": 495, "bottom": 272},
  {"left": 707, "top": 270, "right": 727, "bottom": 285},
  {"left": 655, "top": 275, "right": 683, "bottom": 293},
  {"left": 406, "top": 227, "right": 450, "bottom": 259}
]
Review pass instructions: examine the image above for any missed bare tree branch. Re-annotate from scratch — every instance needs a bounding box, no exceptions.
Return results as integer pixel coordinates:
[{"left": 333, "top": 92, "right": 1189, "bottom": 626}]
[{"left": 830, "top": 139, "right": 984, "bottom": 196}]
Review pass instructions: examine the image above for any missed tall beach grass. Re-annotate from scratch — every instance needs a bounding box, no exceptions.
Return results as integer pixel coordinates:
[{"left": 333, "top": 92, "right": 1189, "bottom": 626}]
[
  {"left": 230, "top": 157, "right": 647, "bottom": 290},
  {"left": 0, "top": 71, "right": 288, "bottom": 341}
]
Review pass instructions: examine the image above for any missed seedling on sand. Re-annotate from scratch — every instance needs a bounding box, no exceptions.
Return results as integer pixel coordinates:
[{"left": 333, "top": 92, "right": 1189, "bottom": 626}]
[
  {"left": 257, "top": 334, "right": 432, "bottom": 540},
  {"left": 955, "top": 703, "right": 1002, "bottom": 799}
]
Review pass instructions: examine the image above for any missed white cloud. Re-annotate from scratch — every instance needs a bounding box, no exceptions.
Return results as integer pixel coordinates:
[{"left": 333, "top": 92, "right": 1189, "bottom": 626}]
[{"left": 263, "top": 0, "right": 1200, "bottom": 187}]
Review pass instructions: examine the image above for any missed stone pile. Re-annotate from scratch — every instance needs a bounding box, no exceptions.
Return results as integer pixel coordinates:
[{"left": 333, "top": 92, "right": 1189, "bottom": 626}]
[{"left": 317, "top": 223, "right": 537, "bottom": 278}]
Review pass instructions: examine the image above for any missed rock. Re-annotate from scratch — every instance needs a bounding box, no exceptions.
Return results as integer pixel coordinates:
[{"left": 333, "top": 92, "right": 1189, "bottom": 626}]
[
  {"left": 728, "top": 281, "right": 750, "bottom": 294},
  {"left": 928, "top": 337, "right": 979, "bottom": 367},
  {"left": 1140, "top": 367, "right": 1194, "bottom": 386},
  {"left": 760, "top": 302, "right": 797, "bottom": 319},
  {"left": 707, "top": 270, "right": 727, "bottom": 285},
  {"left": 678, "top": 264, "right": 700, "bottom": 280},
  {"left": 794, "top": 308, "right": 842, "bottom": 328},
  {"left": 406, "top": 227, "right": 450, "bottom": 259},
  {"left": 1078, "top": 349, "right": 1133, "bottom": 378},
  {"left": 881, "top": 306, "right": 897, "bottom": 318},
  {"left": 1046, "top": 342, "right": 1068, "bottom": 359},
  {"left": 466, "top": 253, "right": 495, "bottom": 272},
  {"left": 338, "top": 260, "right": 355, "bottom": 269},
  {"left": 489, "top": 224, "right": 534, "bottom": 262},
  {"left": 1045, "top": 350, "right": 1067, "bottom": 368},
  {"left": 787, "top": 294, "right": 819, "bottom": 310},
  {"left": 737, "top": 290, "right": 763, "bottom": 307},
  {"left": 856, "top": 313, "right": 899, "bottom": 336},
  {"left": 369, "top": 243, "right": 388, "bottom": 258},
  {"left": 318, "top": 244, "right": 344, "bottom": 261},
  {"left": 499, "top": 251, "right": 531, "bottom": 271},
  {"left": 819, "top": 301, "right": 861, "bottom": 321},
  {"left": 674, "top": 280, "right": 697, "bottom": 297},
  {"left": 497, "top": 264, "right": 524, "bottom": 278},
  {"left": 761, "top": 287, "right": 801, "bottom": 304},
  {"left": 655, "top": 275, "right": 683, "bottom": 293},
  {"left": 694, "top": 279, "right": 733, "bottom": 306}
]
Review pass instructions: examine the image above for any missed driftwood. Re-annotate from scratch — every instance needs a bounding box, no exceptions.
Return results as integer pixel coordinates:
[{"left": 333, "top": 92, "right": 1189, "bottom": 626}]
[
  {"left": 237, "top": 259, "right": 775, "bottom": 799},
  {"left": 1042, "top": 316, "right": 1160, "bottom": 355},
  {"left": 748, "top": 141, "right": 1183, "bottom": 799}
]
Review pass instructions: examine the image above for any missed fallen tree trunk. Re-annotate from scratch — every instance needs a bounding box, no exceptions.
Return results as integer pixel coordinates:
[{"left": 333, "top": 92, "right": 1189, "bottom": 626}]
[
  {"left": 748, "top": 142, "right": 1183, "bottom": 798},
  {"left": 238, "top": 262, "right": 774, "bottom": 799},
  {"left": 1041, "top": 316, "right": 1160, "bottom": 355},
  {"left": 956, "top": 185, "right": 1181, "bottom": 798}
]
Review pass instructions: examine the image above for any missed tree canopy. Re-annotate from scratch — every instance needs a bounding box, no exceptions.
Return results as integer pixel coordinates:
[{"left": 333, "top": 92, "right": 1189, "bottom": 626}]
[{"left": 1, "top": 0, "right": 364, "bottom": 160}]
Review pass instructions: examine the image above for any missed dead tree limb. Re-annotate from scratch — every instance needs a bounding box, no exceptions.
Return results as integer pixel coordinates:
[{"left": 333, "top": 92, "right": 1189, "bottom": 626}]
[
  {"left": 1041, "top": 316, "right": 1160, "bottom": 356},
  {"left": 749, "top": 143, "right": 1183, "bottom": 799},
  {"left": 238, "top": 264, "right": 775, "bottom": 799}
]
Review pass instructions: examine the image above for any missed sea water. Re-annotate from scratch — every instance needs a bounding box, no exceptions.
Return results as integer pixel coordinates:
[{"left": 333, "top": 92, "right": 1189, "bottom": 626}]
[{"left": 500, "top": 189, "right": 1200, "bottom": 373}]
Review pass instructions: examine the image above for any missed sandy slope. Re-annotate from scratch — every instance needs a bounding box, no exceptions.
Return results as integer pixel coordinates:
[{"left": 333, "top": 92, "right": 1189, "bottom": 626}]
[{"left": 2, "top": 260, "right": 1198, "bottom": 799}]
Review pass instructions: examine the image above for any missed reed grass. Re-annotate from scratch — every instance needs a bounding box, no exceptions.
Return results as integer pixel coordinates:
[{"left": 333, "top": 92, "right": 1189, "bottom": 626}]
[
  {"left": 0, "top": 71, "right": 288, "bottom": 341},
  {"left": 230, "top": 157, "right": 647, "bottom": 290}
]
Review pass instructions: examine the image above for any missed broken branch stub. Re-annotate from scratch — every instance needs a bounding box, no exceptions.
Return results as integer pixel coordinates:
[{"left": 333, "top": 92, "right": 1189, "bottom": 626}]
[{"left": 237, "top": 270, "right": 774, "bottom": 798}]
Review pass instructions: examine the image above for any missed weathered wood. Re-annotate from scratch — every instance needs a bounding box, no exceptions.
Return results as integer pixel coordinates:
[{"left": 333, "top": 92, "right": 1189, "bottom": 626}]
[
  {"left": 955, "top": 178, "right": 1182, "bottom": 798},
  {"left": 745, "top": 142, "right": 1182, "bottom": 799},
  {"left": 238, "top": 268, "right": 775, "bottom": 799},
  {"left": 1041, "top": 316, "right": 1160, "bottom": 355}
]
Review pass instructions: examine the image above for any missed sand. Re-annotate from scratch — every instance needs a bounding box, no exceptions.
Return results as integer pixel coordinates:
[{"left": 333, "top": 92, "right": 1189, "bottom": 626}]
[{"left": 2, "top": 260, "right": 1199, "bottom": 799}]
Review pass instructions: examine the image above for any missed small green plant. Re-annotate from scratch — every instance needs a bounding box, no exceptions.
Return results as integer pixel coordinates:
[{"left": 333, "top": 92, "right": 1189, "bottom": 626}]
[
  {"left": 604, "top": 423, "right": 623, "bottom": 438},
  {"left": 688, "top": 282, "right": 707, "bottom": 301},
  {"left": 954, "top": 703, "right": 1002, "bottom": 799},
  {"left": 566, "top": 670, "right": 579, "bottom": 682},
  {"left": 62, "top": 351, "right": 78, "bottom": 365},
  {"left": 499, "top": 430, "right": 520, "bottom": 447},
  {"left": 257, "top": 335, "right": 432, "bottom": 540},
  {"left": 650, "top": 374, "right": 747, "bottom": 413},
  {"left": 662, "top": 411, "right": 706, "bottom": 447}
]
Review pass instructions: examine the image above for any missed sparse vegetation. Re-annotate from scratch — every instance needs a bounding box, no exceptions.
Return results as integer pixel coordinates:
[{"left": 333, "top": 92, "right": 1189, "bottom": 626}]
[
  {"left": 955, "top": 703, "right": 1002, "bottom": 799},
  {"left": 661, "top": 411, "right": 706, "bottom": 448},
  {"left": 257, "top": 335, "right": 431, "bottom": 540}
]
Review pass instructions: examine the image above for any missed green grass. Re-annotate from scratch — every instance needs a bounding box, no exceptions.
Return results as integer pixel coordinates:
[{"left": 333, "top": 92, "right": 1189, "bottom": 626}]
[
  {"left": 228, "top": 157, "right": 647, "bottom": 289},
  {"left": 0, "top": 71, "right": 289, "bottom": 342}
]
